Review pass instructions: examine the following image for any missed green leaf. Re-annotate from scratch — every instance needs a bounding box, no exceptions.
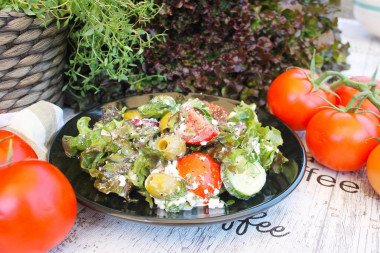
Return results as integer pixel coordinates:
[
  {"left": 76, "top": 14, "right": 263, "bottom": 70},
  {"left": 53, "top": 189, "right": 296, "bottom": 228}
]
[
  {"left": 137, "top": 95, "right": 177, "bottom": 119},
  {"left": 225, "top": 200, "right": 236, "bottom": 206},
  {"left": 84, "top": 28, "right": 94, "bottom": 36},
  {"left": 64, "top": 18, "right": 70, "bottom": 27},
  {"left": 22, "top": 8, "right": 35, "bottom": 16},
  {"left": 371, "top": 67, "right": 378, "bottom": 84},
  {"left": 77, "top": 117, "right": 92, "bottom": 134}
]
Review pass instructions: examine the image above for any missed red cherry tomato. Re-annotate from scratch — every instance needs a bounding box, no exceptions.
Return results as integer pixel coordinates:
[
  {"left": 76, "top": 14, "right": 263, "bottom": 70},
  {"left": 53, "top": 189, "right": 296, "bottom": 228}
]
[
  {"left": 0, "top": 130, "right": 38, "bottom": 166},
  {"left": 204, "top": 101, "right": 228, "bottom": 125},
  {"left": 177, "top": 153, "right": 222, "bottom": 201},
  {"left": 335, "top": 76, "right": 380, "bottom": 115},
  {"left": 267, "top": 68, "right": 337, "bottom": 131},
  {"left": 366, "top": 144, "right": 380, "bottom": 195},
  {"left": 178, "top": 106, "right": 218, "bottom": 144},
  {"left": 0, "top": 160, "right": 77, "bottom": 253},
  {"left": 306, "top": 109, "right": 380, "bottom": 171}
]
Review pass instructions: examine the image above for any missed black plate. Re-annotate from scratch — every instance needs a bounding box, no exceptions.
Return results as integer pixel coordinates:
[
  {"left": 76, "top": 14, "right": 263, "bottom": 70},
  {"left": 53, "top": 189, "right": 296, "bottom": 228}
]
[{"left": 48, "top": 93, "right": 306, "bottom": 225}]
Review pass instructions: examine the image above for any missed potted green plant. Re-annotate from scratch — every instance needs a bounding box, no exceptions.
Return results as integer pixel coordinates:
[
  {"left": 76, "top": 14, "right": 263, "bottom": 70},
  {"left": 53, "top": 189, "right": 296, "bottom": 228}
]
[
  {"left": 0, "top": 0, "right": 164, "bottom": 112},
  {"left": 62, "top": 0, "right": 165, "bottom": 110}
]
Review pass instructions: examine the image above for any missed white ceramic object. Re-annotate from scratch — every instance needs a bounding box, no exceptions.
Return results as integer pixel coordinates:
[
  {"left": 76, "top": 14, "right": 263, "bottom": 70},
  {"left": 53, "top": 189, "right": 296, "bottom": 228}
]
[{"left": 353, "top": 0, "right": 380, "bottom": 38}]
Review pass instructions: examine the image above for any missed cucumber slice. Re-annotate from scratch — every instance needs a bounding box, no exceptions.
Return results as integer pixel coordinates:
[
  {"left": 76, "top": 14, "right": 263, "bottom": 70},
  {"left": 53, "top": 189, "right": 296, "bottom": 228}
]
[{"left": 221, "top": 155, "right": 266, "bottom": 199}]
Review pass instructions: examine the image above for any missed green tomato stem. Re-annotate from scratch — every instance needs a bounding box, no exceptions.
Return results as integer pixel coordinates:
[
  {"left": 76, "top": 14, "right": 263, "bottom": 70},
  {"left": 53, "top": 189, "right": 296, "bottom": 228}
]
[
  {"left": 340, "top": 79, "right": 380, "bottom": 110},
  {"left": 346, "top": 90, "right": 371, "bottom": 112},
  {"left": 314, "top": 71, "right": 346, "bottom": 87},
  {"left": 316, "top": 71, "right": 380, "bottom": 111}
]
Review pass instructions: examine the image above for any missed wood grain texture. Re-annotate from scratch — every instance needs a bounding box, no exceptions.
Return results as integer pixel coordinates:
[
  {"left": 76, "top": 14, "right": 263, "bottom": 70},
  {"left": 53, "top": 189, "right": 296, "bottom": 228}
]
[{"left": 50, "top": 19, "right": 380, "bottom": 253}]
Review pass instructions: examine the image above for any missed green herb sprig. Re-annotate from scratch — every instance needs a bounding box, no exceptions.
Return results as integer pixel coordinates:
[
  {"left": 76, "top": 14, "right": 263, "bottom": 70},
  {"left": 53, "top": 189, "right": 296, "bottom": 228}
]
[
  {"left": 0, "top": 0, "right": 72, "bottom": 27},
  {"left": 1, "top": 0, "right": 166, "bottom": 110},
  {"left": 64, "top": 0, "right": 166, "bottom": 100}
]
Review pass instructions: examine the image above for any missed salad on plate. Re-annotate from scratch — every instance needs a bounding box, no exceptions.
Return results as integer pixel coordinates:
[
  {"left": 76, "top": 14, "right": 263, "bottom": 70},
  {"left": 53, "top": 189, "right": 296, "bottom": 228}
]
[{"left": 62, "top": 95, "right": 288, "bottom": 212}]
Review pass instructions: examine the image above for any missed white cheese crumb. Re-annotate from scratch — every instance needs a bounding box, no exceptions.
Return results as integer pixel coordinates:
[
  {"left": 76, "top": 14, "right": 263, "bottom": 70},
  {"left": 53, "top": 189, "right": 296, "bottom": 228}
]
[
  {"left": 200, "top": 141, "right": 208, "bottom": 146},
  {"left": 189, "top": 180, "right": 200, "bottom": 190},
  {"left": 101, "top": 129, "right": 111, "bottom": 136},
  {"left": 179, "top": 123, "right": 186, "bottom": 132},
  {"left": 253, "top": 140, "right": 261, "bottom": 155},
  {"left": 164, "top": 160, "right": 179, "bottom": 176},
  {"left": 129, "top": 173, "right": 137, "bottom": 181},
  {"left": 208, "top": 198, "right": 225, "bottom": 209},
  {"left": 118, "top": 175, "right": 126, "bottom": 187}
]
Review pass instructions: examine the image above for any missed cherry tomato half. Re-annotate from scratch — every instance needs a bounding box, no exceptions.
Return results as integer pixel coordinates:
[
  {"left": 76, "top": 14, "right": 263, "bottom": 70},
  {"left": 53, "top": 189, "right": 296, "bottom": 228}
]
[
  {"left": 177, "top": 153, "right": 222, "bottom": 201},
  {"left": 0, "top": 130, "right": 38, "bottom": 166},
  {"left": 335, "top": 76, "right": 380, "bottom": 115},
  {"left": 178, "top": 106, "right": 218, "bottom": 144},
  {"left": 267, "top": 68, "right": 337, "bottom": 131},
  {"left": 0, "top": 160, "right": 77, "bottom": 253},
  {"left": 366, "top": 144, "right": 380, "bottom": 195},
  {"left": 306, "top": 109, "right": 380, "bottom": 171},
  {"left": 204, "top": 101, "right": 228, "bottom": 125}
]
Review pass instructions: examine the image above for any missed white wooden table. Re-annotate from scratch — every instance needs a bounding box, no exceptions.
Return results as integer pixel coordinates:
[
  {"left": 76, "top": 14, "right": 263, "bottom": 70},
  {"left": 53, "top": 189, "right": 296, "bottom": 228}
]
[{"left": 52, "top": 18, "right": 380, "bottom": 253}]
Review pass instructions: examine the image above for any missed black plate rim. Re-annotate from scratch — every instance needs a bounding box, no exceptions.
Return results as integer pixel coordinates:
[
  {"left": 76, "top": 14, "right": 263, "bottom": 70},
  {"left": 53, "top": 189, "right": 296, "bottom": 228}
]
[{"left": 48, "top": 92, "right": 307, "bottom": 226}]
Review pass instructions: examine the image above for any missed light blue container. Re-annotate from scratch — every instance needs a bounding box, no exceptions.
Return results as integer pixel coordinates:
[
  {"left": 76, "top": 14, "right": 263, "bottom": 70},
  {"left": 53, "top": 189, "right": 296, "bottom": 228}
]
[{"left": 353, "top": 0, "right": 380, "bottom": 38}]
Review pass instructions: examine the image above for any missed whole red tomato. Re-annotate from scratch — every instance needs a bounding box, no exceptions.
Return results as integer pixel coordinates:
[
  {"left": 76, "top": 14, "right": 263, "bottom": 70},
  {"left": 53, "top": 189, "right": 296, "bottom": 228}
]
[
  {"left": 335, "top": 76, "right": 380, "bottom": 115},
  {"left": 366, "top": 144, "right": 380, "bottom": 195},
  {"left": 306, "top": 109, "right": 380, "bottom": 171},
  {"left": 0, "top": 160, "right": 77, "bottom": 253},
  {"left": 0, "top": 130, "right": 38, "bottom": 166},
  {"left": 177, "top": 153, "right": 222, "bottom": 201},
  {"left": 267, "top": 68, "right": 337, "bottom": 131}
]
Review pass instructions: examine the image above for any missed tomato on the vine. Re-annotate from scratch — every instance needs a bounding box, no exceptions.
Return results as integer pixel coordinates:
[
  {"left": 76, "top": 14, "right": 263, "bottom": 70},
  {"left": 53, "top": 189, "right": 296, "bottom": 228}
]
[
  {"left": 267, "top": 68, "right": 337, "bottom": 131},
  {"left": 306, "top": 109, "right": 380, "bottom": 171},
  {"left": 0, "top": 160, "right": 77, "bottom": 253},
  {"left": 0, "top": 130, "right": 38, "bottom": 166},
  {"left": 177, "top": 153, "right": 222, "bottom": 201},
  {"left": 177, "top": 106, "right": 218, "bottom": 144},
  {"left": 335, "top": 76, "right": 380, "bottom": 115},
  {"left": 366, "top": 144, "right": 380, "bottom": 195}
]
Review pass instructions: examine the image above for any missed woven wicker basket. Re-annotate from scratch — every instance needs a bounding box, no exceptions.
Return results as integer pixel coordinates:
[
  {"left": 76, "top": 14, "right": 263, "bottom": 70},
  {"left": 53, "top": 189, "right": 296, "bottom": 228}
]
[{"left": 0, "top": 10, "right": 68, "bottom": 113}]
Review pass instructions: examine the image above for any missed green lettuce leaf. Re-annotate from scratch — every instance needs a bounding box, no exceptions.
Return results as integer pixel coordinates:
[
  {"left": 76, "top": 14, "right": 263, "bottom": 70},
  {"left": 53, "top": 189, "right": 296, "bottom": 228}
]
[
  {"left": 217, "top": 101, "right": 287, "bottom": 173},
  {"left": 137, "top": 95, "right": 177, "bottom": 119}
]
